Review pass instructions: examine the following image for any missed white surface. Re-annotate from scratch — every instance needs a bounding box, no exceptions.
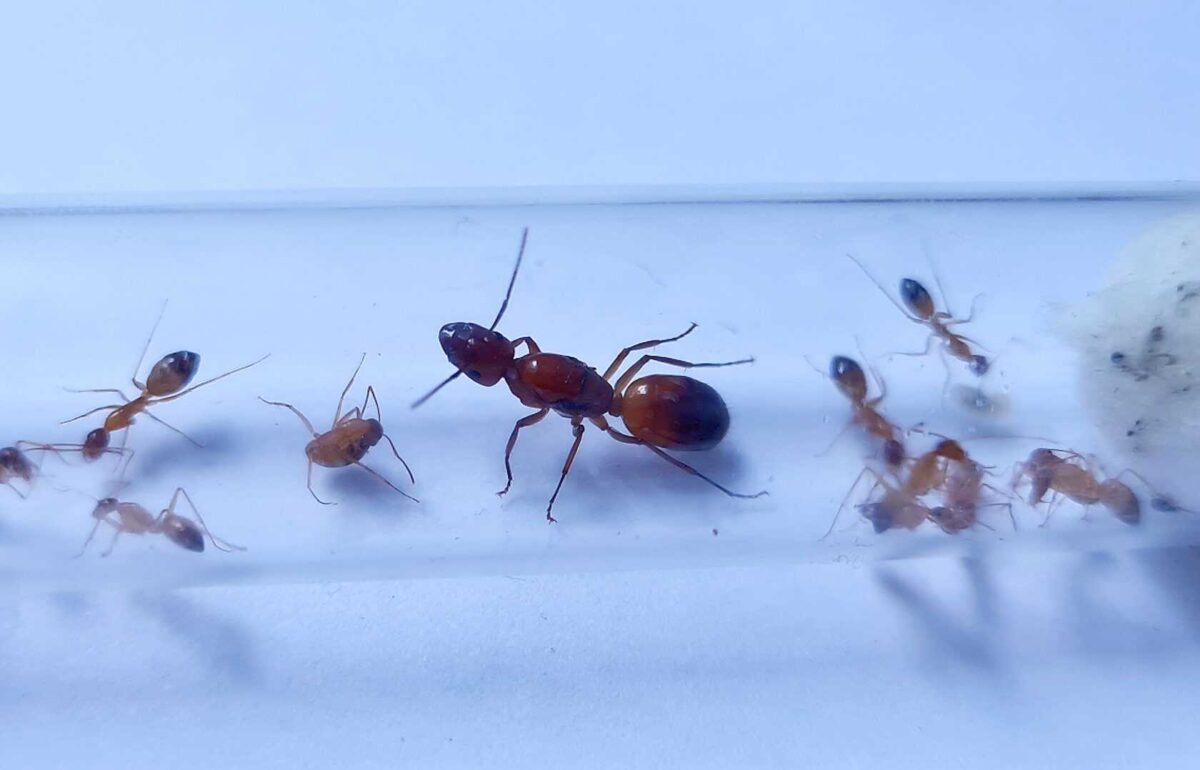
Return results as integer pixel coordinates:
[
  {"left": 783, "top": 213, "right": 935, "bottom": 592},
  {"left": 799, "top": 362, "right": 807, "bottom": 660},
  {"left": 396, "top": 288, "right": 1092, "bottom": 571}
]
[
  {"left": 3, "top": 199, "right": 1200, "bottom": 769},
  {"left": 3, "top": 2, "right": 1200, "bottom": 195}
]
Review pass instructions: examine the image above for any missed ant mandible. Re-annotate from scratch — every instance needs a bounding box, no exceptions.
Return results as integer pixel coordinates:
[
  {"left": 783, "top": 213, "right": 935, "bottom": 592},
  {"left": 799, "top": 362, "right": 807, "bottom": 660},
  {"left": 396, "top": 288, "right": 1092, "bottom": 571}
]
[
  {"left": 847, "top": 254, "right": 990, "bottom": 376},
  {"left": 260, "top": 354, "right": 417, "bottom": 505},
  {"left": 62, "top": 306, "right": 269, "bottom": 459},
  {"left": 412, "top": 228, "right": 767, "bottom": 522},
  {"left": 78, "top": 487, "right": 244, "bottom": 557}
]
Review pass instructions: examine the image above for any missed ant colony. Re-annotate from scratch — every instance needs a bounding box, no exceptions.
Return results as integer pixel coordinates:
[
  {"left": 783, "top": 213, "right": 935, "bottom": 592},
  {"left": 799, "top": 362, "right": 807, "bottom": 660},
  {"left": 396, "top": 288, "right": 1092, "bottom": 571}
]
[{"left": 0, "top": 223, "right": 1192, "bottom": 563}]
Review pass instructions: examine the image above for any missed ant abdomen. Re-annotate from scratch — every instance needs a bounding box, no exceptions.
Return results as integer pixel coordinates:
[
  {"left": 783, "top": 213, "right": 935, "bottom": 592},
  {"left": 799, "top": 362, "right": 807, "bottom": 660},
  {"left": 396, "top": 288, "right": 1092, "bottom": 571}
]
[
  {"left": 829, "top": 356, "right": 868, "bottom": 402},
  {"left": 160, "top": 514, "right": 205, "bottom": 552},
  {"left": 145, "top": 351, "right": 200, "bottom": 396},
  {"left": 1101, "top": 480, "right": 1140, "bottom": 525},
  {"left": 439, "top": 323, "right": 514, "bottom": 385},
  {"left": 899, "top": 278, "right": 935, "bottom": 319},
  {"left": 618, "top": 375, "right": 730, "bottom": 451}
]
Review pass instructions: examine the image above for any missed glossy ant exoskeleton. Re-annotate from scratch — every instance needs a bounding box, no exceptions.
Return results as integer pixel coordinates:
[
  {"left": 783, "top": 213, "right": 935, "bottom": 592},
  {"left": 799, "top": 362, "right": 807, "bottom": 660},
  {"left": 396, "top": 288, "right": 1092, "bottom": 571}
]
[{"left": 412, "top": 228, "right": 766, "bottom": 522}]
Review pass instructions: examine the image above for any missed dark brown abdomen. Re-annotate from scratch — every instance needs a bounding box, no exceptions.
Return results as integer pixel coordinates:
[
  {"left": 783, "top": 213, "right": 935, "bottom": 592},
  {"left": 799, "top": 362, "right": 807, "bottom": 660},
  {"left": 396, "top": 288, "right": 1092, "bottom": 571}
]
[{"left": 619, "top": 375, "right": 730, "bottom": 450}]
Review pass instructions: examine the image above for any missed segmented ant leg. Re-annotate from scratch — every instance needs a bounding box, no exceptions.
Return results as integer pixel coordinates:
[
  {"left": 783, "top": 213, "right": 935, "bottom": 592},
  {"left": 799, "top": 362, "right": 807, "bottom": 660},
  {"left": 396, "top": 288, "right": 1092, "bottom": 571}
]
[
  {"left": 592, "top": 417, "right": 768, "bottom": 502},
  {"left": 601, "top": 323, "right": 699, "bottom": 381},
  {"left": 497, "top": 409, "right": 549, "bottom": 496},
  {"left": 332, "top": 354, "right": 368, "bottom": 426},
  {"left": 978, "top": 501, "right": 1017, "bottom": 531},
  {"left": 60, "top": 404, "right": 124, "bottom": 425},
  {"left": 100, "top": 526, "right": 124, "bottom": 558},
  {"left": 63, "top": 387, "right": 133, "bottom": 400},
  {"left": 822, "top": 467, "right": 878, "bottom": 540},
  {"left": 142, "top": 411, "right": 203, "bottom": 448},
  {"left": 509, "top": 337, "right": 542, "bottom": 355},
  {"left": 352, "top": 461, "right": 419, "bottom": 503},
  {"left": 381, "top": 434, "right": 416, "bottom": 485},
  {"left": 544, "top": 420, "right": 586, "bottom": 523},
  {"left": 170, "top": 487, "right": 245, "bottom": 552},
  {"left": 612, "top": 354, "right": 754, "bottom": 395},
  {"left": 883, "top": 333, "right": 937, "bottom": 362},
  {"left": 75, "top": 515, "right": 116, "bottom": 558},
  {"left": 362, "top": 385, "right": 383, "bottom": 422},
  {"left": 259, "top": 397, "right": 320, "bottom": 437},
  {"left": 945, "top": 293, "right": 984, "bottom": 327},
  {"left": 814, "top": 420, "right": 854, "bottom": 458},
  {"left": 306, "top": 460, "right": 335, "bottom": 506},
  {"left": 3, "top": 481, "right": 27, "bottom": 500}
]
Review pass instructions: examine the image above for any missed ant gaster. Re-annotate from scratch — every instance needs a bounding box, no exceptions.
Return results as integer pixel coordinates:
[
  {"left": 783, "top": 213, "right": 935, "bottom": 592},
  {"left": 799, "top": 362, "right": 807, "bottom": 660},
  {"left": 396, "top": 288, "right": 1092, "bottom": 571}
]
[
  {"left": 847, "top": 254, "right": 989, "bottom": 376},
  {"left": 412, "top": 228, "right": 766, "bottom": 522},
  {"left": 260, "top": 354, "right": 416, "bottom": 505}
]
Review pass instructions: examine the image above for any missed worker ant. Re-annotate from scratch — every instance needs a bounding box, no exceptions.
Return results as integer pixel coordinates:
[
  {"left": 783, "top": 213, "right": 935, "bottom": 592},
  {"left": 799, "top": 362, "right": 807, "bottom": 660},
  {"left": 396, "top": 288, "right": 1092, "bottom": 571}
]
[
  {"left": 412, "top": 227, "right": 766, "bottom": 522},
  {"left": 1011, "top": 449, "right": 1141, "bottom": 526},
  {"left": 62, "top": 307, "right": 269, "bottom": 459},
  {"left": 78, "top": 487, "right": 244, "bottom": 557},
  {"left": 260, "top": 354, "right": 416, "bottom": 505},
  {"left": 847, "top": 254, "right": 990, "bottom": 376},
  {"left": 929, "top": 452, "right": 1014, "bottom": 534},
  {"left": 817, "top": 354, "right": 906, "bottom": 469}
]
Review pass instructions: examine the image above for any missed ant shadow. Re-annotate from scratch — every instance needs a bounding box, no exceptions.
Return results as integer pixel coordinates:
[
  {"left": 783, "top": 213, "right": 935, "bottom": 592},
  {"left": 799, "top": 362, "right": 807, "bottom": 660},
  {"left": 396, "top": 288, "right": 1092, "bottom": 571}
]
[
  {"left": 1131, "top": 546, "right": 1200, "bottom": 642},
  {"left": 132, "top": 591, "right": 261, "bottom": 685},
  {"left": 326, "top": 464, "right": 420, "bottom": 517},
  {"left": 874, "top": 555, "right": 1008, "bottom": 677},
  {"left": 126, "top": 422, "right": 245, "bottom": 483}
]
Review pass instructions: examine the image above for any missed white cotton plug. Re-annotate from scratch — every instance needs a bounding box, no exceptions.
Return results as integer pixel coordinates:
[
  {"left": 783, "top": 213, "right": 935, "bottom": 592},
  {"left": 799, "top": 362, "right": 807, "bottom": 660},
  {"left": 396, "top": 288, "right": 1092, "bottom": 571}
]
[{"left": 1058, "top": 211, "right": 1200, "bottom": 507}]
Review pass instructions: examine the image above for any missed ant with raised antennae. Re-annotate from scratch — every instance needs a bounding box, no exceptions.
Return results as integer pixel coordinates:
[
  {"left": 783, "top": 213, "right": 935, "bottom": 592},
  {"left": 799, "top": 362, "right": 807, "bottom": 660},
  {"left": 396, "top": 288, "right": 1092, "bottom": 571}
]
[
  {"left": 78, "top": 487, "right": 244, "bottom": 557},
  {"left": 412, "top": 228, "right": 766, "bottom": 522},
  {"left": 260, "top": 354, "right": 416, "bottom": 505},
  {"left": 61, "top": 304, "right": 269, "bottom": 459},
  {"left": 846, "top": 253, "right": 990, "bottom": 376}
]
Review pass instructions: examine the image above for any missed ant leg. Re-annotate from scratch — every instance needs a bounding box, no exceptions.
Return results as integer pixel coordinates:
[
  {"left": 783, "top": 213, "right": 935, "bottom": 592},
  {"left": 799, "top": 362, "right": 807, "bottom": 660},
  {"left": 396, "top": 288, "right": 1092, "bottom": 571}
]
[
  {"left": 363, "top": 385, "right": 383, "bottom": 423},
  {"left": 130, "top": 300, "right": 169, "bottom": 389},
  {"left": 353, "top": 461, "right": 419, "bottom": 503},
  {"left": 845, "top": 254, "right": 924, "bottom": 324},
  {"left": 884, "top": 334, "right": 937, "bottom": 362},
  {"left": 75, "top": 517, "right": 108, "bottom": 558},
  {"left": 602, "top": 323, "right": 699, "bottom": 381},
  {"left": 823, "top": 467, "right": 879, "bottom": 540},
  {"left": 306, "top": 460, "right": 335, "bottom": 506},
  {"left": 612, "top": 354, "right": 753, "bottom": 395},
  {"left": 593, "top": 417, "right": 768, "bottom": 501},
  {"left": 333, "top": 354, "right": 368, "bottom": 425},
  {"left": 259, "top": 397, "right": 319, "bottom": 436},
  {"left": 63, "top": 387, "right": 133, "bottom": 401},
  {"left": 60, "top": 404, "right": 124, "bottom": 425},
  {"left": 978, "top": 501, "right": 1017, "bottom": 531},
  {"left": 945, "top": 293, "right": 984, "bottom": 326},
  {"left": 151, "top": 354, "right": 271, "bottom": 404},
  {"left": 381, "top": 434, "right": 416, "bottom": 485},
  {"left": 170, "top": 487, "right": 245, "bottom": 552},
  {"left": 510, "top": 337, "right": 542, "bottom": 355},
  {"left": 545, "top": 420, "right": 586, "bottom": 523},
  {"left": 3, "top": 481, "right": 27, "bottom": 500},
  {"left": 497, "top": 409, "right": 550, "bottom": 496},
  {"left": 142, "top": 411, "right": 203, "bottom": 448},
  {"left": 814, "top": 420, "right": 854, "bottom": 458},
  {"left": 100, "top": 526, "right": 124, "bottom": 558}
]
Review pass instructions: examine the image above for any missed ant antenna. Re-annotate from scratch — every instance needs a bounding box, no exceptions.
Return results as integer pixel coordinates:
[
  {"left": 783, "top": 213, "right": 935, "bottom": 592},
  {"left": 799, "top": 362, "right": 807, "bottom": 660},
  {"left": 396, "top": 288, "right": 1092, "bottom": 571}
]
[
  {"left": 410, "top": 370, "right": 461, "bottom": 409},
  {"left": 133, "top": 300, "right": 169, "bottom": 382},
  {"left": 489, "top": 227, "right": 529, "bottom": 331},
  {"left": 845, "top": 254, "right": 920, "bottom": 323}
]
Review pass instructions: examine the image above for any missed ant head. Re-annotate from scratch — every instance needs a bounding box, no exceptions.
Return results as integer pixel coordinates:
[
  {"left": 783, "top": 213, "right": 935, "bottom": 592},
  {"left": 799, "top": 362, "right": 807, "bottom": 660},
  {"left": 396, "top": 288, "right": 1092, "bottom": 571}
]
[
  {"left": 856, "top": 502, "right": 892, "bottom": 533},
  {"left": 160, "top": 513, "right": 205, "bottom": 552},
  {"left": 1101, "top": 480, "right": 1140, "bottom": 526},
  {"left": 882, "top": 439, "right": 905, "bottom": 468},
  {"left": 83, "top": 428, "right": 110, "bottom": 461},
  {"left": 934, "top": 439, "right": 967, "bottom": 462},
  {"left": 969, "top": 354, "right": 990, "bottom": 376},
  {"left": 91, "top": 498, "right": 119, "bottom": 518},
  {"left": 829, "top": 356, "right": 868, "bottom": 401},
  {"left": 439, "top": 322, "right": 515, "bottom": 386},
  {"left": 0, "top": 447, "right": 34, "bottom": 481},
  {"left": 145, "top": 351, "right": 200, "bottom": 397},
  {"left": 899, "top": 278, "right": 935, "bottom": 320}
]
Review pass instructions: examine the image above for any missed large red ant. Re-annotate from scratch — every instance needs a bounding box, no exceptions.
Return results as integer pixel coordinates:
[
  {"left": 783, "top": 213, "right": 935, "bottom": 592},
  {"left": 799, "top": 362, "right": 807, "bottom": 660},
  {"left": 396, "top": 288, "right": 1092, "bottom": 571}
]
[{"left": 412, "top": 228, "right": 766, "bottom": 522}]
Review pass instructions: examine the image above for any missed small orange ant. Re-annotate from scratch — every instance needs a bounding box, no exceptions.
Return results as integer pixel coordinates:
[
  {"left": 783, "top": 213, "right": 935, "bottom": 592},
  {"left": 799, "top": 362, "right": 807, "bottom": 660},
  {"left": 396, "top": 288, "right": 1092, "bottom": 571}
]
[
  {"left": 412, "top": 228, "right": 766, "bottom": 522},
  {"left": 78, "top": 487, "right": 244, "bottom": 557},
  {"left": 1011, "top": 449, "right": 1141, "bottom": 525},
  {"left": 847, "top": 254, "right": 989, "bottom": 376},
  {"left": 260, "top": 354, "right": 416, "bottom": 505},
  {"left": 821, "top": 354, "right": 906, "bottom": 469},
  {"left": 62, "top": 307, "right": 269, "bottom": 458}
]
